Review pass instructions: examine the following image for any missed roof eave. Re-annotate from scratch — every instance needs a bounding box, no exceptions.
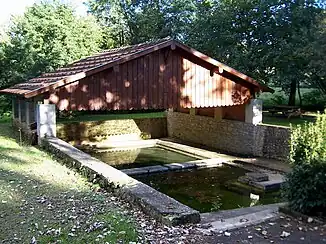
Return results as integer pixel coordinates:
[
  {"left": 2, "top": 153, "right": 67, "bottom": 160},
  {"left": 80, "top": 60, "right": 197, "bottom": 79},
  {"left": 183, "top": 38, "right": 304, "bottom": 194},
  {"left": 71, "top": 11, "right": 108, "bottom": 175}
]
[{"left": 174, "top": 41, "right": 273, "bottom": 93}]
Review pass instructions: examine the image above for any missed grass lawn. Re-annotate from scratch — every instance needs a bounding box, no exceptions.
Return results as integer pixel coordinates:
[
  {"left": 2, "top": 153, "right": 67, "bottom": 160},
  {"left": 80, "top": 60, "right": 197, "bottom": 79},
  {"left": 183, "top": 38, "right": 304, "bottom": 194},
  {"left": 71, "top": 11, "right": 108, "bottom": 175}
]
[
  {"left": 0, "top": 123, "right": 138, "bottom": 243},
  {"left": 262, "top": 113, "right": 317, "bottom": 127},
  {"left": 58, "top": 111, "right": 166, "bottom": 123}
]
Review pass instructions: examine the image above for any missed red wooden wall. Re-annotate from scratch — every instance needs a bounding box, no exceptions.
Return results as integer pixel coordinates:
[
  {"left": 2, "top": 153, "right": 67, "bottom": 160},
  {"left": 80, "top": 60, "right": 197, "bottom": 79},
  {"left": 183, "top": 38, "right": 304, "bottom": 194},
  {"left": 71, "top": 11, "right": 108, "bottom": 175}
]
[{"left": 49, "top": 47, "right": 251, "bottom": 111}]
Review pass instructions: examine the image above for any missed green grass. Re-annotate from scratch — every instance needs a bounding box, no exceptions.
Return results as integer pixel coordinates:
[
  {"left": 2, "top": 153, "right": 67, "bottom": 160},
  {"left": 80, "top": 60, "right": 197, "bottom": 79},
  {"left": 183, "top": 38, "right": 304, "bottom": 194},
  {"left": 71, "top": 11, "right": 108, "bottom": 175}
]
[
  {"left": 262, "top": 113, "right": 317, "bottom": 127},
  {"left": 58, "top": 111, "right": 166, "bottom": 123},
  {"left": 0, "top": 123, "right": 138, "bottom": 243}
]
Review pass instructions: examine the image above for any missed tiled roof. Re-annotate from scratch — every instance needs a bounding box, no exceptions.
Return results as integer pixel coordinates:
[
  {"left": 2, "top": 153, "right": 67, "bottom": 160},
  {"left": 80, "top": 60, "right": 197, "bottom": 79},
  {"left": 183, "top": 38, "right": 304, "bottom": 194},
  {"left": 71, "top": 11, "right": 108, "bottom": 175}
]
[
  {"left": 1, "top": 38, "right": 172, "bottom": 97},
  {"left": 0, "top": 38, "right": 272, "bottom": 98}
]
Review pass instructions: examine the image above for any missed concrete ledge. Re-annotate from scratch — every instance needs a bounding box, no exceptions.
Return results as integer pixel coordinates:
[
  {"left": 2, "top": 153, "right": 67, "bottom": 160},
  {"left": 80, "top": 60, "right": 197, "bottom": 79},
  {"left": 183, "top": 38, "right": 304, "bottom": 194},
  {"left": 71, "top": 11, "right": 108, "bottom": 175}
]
[
  {"left": 41, "top": 137, "right": 200, "bottom": 226},
  {"left": 200, "top": 203, "right": 285, "bottom": 233}
]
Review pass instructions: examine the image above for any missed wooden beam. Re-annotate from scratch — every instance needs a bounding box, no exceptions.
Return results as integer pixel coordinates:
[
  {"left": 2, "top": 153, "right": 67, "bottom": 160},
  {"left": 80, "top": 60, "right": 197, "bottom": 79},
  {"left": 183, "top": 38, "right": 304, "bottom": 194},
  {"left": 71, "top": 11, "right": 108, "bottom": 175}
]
[
  {"left": 170, "top": 42, "right": 176, "bottom": 50},
  {"left": 189, "top": 108, "right": 196, "bottom": 116},
  {"left": 24, "top": 72, "right": 86, "bottom": 98},
  {"left": 214, "top": 107, "right": 223, "bottom": 121},
  {"left": 113, "top": 65, "right": 120, "bottom": 73}
]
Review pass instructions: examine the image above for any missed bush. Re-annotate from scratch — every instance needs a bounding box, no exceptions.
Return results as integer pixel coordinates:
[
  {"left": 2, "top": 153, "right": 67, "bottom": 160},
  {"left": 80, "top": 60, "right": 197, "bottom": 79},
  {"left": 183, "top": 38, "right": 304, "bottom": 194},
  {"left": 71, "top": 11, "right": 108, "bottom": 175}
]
[
  {"left": 284, "top": 161, "right": 326, "bottom": 215},
  {"left": 302, "top": 90, "right": 326, "bottom": 112},
  {"left": 289, "top": 111, "right": 326, "bottom": 165},
  {"left": 284, "top": 111, "right": 326, "bottom": 215}
]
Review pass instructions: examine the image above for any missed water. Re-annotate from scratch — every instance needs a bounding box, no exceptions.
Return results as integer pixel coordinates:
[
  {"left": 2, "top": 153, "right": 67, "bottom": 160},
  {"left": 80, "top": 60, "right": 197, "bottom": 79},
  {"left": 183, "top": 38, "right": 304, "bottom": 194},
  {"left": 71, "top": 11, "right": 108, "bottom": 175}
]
[
  {"left": 136, "top": 166, "right": 280, "bottom": 213},
  {"left": 89, "top": 146, "right": 197, "bottom": 170}
]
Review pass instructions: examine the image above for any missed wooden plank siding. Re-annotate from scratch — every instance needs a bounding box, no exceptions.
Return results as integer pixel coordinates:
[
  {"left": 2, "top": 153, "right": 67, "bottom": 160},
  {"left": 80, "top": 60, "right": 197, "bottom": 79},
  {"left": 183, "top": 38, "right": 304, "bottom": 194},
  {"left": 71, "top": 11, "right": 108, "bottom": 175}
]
[{"left": 50, "top": 47, "right": 251, "bottom": 111}]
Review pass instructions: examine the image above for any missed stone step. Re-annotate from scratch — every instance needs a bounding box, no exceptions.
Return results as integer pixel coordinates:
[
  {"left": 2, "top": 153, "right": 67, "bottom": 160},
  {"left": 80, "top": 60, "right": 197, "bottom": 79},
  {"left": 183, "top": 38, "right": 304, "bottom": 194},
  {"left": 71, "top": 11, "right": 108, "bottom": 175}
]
[{"left": 199, "top": 203, "right": 285, "bottom": 233}]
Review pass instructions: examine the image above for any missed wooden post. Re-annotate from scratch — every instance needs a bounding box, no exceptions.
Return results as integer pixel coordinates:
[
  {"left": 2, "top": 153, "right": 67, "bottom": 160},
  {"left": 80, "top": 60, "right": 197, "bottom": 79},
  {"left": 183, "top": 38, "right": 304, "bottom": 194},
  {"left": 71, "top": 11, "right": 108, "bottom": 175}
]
[
  {"left": 214, "top": 107, "right": 223, "bottom": 121},
  {"left": 12, "top": 97, "right": 15, "bottom": 119},
  {"left": 25, "top": 101, "right": 30, "bottom": 125},
  {"left": 189, "top": 108, "right": 196, "bottom": 116},
  {"left": 18, "top": 99, "right": 22, "bottom": 122}
]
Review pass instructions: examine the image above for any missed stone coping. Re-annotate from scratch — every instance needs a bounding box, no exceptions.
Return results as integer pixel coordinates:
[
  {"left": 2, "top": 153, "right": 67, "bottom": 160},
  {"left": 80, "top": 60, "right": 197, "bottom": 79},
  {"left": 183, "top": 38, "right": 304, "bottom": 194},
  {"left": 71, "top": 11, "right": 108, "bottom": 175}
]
[{"left": 41, "top": 137, "right": 200, "bottom": 226}]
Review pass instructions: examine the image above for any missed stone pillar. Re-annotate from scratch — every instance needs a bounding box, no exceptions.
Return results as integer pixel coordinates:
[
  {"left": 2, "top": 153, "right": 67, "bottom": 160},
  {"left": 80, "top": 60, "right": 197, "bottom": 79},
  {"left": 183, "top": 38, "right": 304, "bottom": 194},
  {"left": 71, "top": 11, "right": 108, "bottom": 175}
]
[
  {"left": 36, "top": 104, "right": 56, "bottom": 143},
  {"left": 214, "top": 107, "right": 223, "bottom": 121},
  {"left": 245, "top": 99, "right": 263, "bottom": 125}
]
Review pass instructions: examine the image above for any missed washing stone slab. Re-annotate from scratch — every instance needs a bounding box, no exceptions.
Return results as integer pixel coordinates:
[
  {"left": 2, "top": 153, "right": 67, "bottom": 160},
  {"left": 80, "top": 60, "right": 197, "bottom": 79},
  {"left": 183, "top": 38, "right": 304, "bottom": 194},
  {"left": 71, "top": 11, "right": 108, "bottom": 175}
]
[
  {"left": 121, "top": 165, "right": 169, "bottom": 176},
  {"left": 246, "top": 173, "right": 285, "bottom": 191},
  {"left": 245, "top": 172, "right": 269, "bottom": 182},
  {"left": 164, "top": 162, "right": 197, "bottom": 170},
  {"left": 193, "top": 158, "right": 225, "bottom": 168}
]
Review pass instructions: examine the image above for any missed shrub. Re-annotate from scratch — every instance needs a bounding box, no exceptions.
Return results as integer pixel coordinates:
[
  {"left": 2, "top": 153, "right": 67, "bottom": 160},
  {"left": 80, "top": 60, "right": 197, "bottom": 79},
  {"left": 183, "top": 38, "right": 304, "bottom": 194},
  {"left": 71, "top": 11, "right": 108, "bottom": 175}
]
[
  {"left": 289, "top": 111, "right": 326, "bottom": 165},
  {"left": 284, "top": 161, "right": 326, "bottom": 215},
  {"left": 302, "top": 90, "right": 326, "bottom": 112},
  {"left": 284, "top": 111, "right": 326, "bottom": 215}
]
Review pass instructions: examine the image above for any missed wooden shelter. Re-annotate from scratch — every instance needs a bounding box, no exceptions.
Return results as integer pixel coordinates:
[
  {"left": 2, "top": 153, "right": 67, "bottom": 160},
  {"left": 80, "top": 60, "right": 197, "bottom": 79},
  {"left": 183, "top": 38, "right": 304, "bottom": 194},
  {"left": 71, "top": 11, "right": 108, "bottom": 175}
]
[{"left": 1, "top": 38, "right": 272, "bottom": 126}]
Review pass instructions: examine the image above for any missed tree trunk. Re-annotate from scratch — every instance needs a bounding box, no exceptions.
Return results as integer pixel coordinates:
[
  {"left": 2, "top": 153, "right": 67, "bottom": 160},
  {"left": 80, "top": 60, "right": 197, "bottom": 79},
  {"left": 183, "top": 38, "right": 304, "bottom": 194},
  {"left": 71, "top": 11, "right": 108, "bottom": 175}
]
[
  {"left": 288, "top": 80, "right": 297, "bottom": 106},
  {"left": 297, "top": 81, "right": 302, "bottom": 107}
]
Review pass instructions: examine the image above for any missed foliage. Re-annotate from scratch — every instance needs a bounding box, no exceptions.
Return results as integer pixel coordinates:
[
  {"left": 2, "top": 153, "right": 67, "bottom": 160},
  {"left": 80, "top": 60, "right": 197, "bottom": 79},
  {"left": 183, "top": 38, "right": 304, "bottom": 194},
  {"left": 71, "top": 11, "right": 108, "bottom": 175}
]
[
  {"left": 259, "top": 87, "right": 326, "bottom": 111},
  {"left": 0, "top": 95, "right": 11, "bottom": 115},
  {"left": 284, "top": 161, "right": 326, "bottom": 215},
  {"left": 283, "top": 111, "right": 326, "bottom": 215},
  {"left": 302, "top": 90, "right": 326, "bottom": 110},
  {"left": 186, "top": 0, "right": 326, "bottom": 105},
  {"left": 0, "top": 1, "right": 103, "bottom": 89},
  {"left": 289, "top": 111, "right": 326, "bottom": 165},
  {"left": 87, "top": 0, "right": 197, "bottom": 47}
]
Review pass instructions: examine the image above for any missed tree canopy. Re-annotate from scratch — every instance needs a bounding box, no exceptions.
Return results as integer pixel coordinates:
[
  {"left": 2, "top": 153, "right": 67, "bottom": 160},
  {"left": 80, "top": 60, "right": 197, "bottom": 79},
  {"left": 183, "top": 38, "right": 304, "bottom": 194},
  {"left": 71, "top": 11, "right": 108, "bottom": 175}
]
[
  {"left": 0, "top": 1, "right": 103, "bottom": 89},
  {"left": 0, "top": 0, "right": 325, "bottom": 108},
  {"left": 87, "top": 0, "right": 326, "bottom": 105}
]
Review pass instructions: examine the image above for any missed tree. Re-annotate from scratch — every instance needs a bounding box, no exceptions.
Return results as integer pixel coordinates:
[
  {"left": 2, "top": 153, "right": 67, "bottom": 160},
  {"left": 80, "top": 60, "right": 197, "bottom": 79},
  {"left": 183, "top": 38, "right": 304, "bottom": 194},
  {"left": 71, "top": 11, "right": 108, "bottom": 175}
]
[
  {"left": 87, "top": 0, "right": 197, "bottom": 47},
  {"left": 187, "top": 0, "right": 325, "bottom": 106},
  {"left": 0, "top": 1, "right": 103, "bottom": 89},
  {"left": 305, "top": 12, "right": 326, "bottom": 96}
]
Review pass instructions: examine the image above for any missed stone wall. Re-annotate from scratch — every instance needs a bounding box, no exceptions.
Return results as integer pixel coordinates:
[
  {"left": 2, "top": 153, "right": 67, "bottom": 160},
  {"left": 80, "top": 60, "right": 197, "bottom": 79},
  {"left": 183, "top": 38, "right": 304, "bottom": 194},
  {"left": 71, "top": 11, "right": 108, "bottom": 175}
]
[
  {"left": 57, "top": 117, "right": 167, "bottom": 144},
  {"left": 167, "top": 112, "right": 290, "bottom": 160},
  {"left": 12, "top": 119, "right": 37, "bottom": 145}
]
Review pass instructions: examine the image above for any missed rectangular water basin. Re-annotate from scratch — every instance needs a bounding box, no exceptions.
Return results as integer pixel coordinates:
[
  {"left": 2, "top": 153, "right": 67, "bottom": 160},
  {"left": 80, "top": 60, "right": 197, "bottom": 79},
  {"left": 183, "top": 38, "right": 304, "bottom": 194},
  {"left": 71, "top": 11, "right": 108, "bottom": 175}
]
[
  {"left": 135, "top": 166, "right": 281, "bottom": 213},
  {"left": 88, "top": 146, "right": 198, "bottom": 170}
]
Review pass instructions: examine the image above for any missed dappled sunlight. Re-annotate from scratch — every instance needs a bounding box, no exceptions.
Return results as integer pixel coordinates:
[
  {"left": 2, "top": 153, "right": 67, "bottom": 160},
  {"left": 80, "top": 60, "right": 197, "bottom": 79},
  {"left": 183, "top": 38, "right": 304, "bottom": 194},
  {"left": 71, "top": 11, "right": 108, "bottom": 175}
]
[
  {"left": 0, "top": 123, "right": 139, "bottom": 243},
  {"left": 0, "top": 124, "right": 90, "bottom": 193},
  {"left": 44, "top": 46, "right": 254, "bottom": 112}
]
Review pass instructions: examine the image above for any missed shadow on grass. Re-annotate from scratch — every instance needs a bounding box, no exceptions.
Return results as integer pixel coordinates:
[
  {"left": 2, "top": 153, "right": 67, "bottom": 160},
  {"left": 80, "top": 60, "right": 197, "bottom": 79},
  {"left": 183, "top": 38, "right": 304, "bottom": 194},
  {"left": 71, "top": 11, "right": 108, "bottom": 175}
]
[{"left": 0, "top": 123, "right": 138, "bottom": 243}]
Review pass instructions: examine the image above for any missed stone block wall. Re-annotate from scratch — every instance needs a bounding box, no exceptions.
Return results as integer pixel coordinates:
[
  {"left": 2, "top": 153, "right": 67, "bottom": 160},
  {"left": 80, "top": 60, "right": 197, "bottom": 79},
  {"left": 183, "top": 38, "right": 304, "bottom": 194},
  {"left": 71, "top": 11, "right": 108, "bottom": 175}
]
[
  {"left": 260, "top": 124, "right": 291, "bottom": 160},
  {"left": 167, "top": 112, "right": 290, "bottom": 160},
  {"left": 57, "top": 117, "right": 167, "bottom": 144},
  {"left": 12, "top": 119, "right": 37, "bottom": 145}
]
